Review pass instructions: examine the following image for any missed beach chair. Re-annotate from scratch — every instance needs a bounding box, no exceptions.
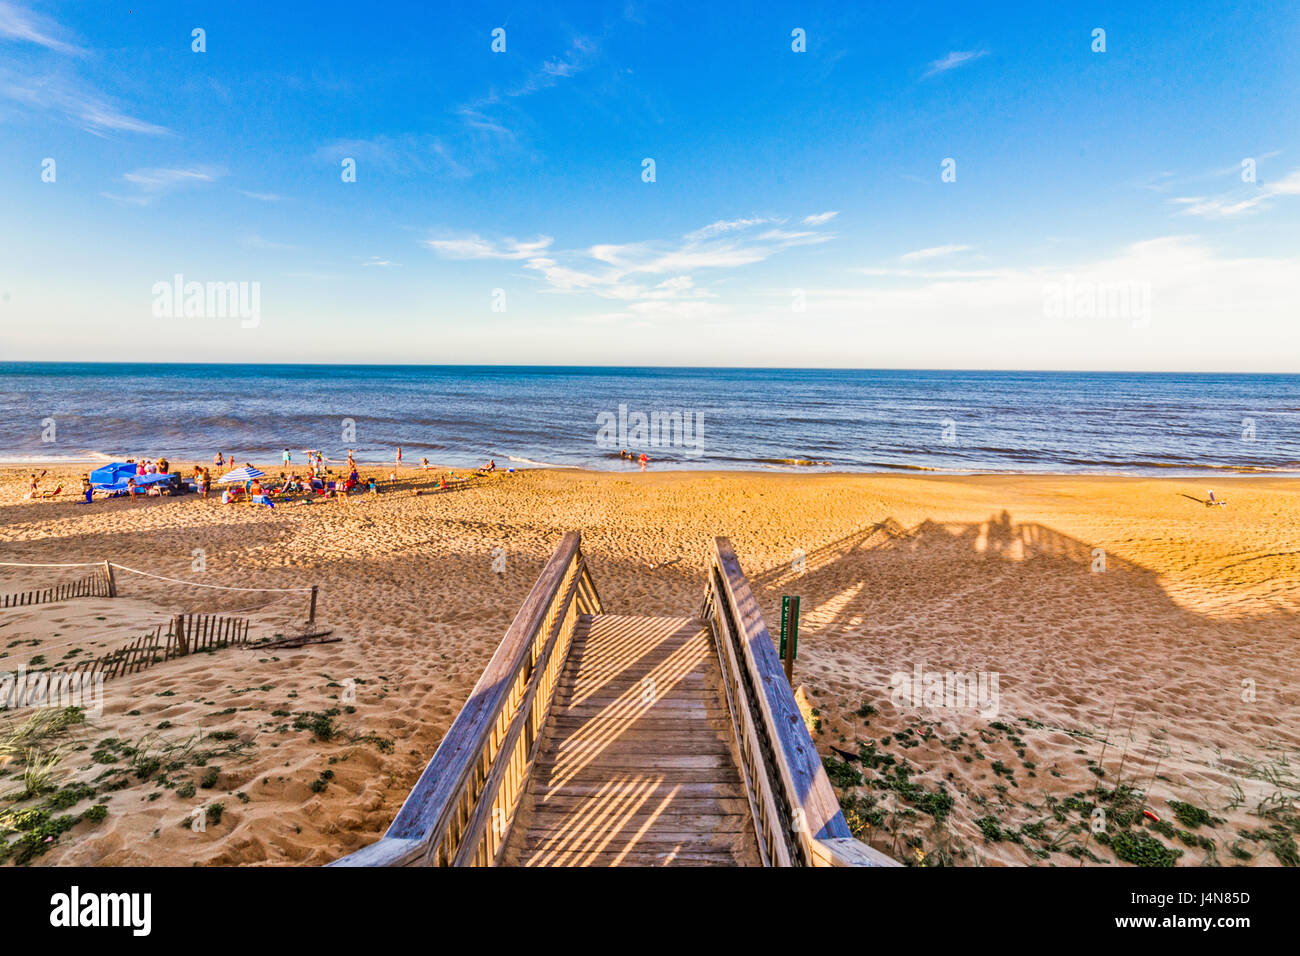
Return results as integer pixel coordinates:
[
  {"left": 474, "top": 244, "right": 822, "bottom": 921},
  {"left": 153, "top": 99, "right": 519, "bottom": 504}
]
[{"left": 1206, "top": 490, "right": 1227, "bottom": 507}]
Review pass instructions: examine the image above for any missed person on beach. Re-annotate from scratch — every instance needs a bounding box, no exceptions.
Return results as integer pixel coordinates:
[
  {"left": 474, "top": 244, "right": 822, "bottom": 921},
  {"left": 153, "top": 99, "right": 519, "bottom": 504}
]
[
  {"left": 199, "top": 468, "right": 211, "bottom": 499},
  {"left": 347, "top": 450, "right": 356, "bottom": 472},
  {"left": 26, "top": 473, "right": 40, "bottom": 498},
  {"left": 420, "top": 456, "right": 429, "bottom": 470},
  {"left": 214, "top": 452, "right": 224, "bottom": 469},
  {"left": 127, "top": 477, "right": 139, "bottom": 500},
  {"left": 81, "top": 476, "right": 93, "bottom": 503},
  {"left": 283, "top": 448, "right": 291, "bottom": 468},
  {"left": 396, "top": 445, "right": 403, "bottom": 468}
]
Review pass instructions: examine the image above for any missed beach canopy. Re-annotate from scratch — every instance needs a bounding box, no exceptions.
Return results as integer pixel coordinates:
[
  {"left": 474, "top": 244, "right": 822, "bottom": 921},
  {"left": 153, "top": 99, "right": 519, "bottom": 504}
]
[
  {"left": 89, "top": 462, "right": 137, "bottom": 486},
  {"left": 88, "top": 463, "right": 178, "bottom": 493},
  {"left": 219, "top": 466, "right": 265, "bottom": 483}
]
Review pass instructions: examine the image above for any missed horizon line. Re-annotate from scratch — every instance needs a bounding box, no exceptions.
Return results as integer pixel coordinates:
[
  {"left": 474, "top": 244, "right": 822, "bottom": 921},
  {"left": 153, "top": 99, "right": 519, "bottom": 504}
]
[{"left": 3, "top": 360, "right": 1299, "bottom": 377}]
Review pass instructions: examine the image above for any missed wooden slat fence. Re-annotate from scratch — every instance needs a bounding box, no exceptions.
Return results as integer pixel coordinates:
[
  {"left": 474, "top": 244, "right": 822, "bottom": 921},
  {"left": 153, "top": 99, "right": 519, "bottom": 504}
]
[
  {"left": 58, "top": 612, "right": 252, "bottom": 684},
  {"left": 1, "top": 565, "right": 113, "bottom": 609}
]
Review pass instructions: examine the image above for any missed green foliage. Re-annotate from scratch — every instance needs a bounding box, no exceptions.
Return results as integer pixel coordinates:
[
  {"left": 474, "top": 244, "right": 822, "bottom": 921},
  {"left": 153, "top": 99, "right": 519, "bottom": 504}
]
[
  {"left": 822, "top": 756, "right": 861, "bottom": 789},
  {"left": 1110, "top": 830, "right": 1183, "bottom": 867},
  {"left": 1168, "top": 800, "right": 1221, "bottom": 829},
  {"left": 974, "top": 815, "right": 1003, "bottom": 842}
]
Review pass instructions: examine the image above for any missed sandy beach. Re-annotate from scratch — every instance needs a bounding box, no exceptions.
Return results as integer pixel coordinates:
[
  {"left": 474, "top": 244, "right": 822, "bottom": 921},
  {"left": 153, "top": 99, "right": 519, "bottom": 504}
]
[{"left": 1, "top": 464, "right": 1297, "bottom": 867}]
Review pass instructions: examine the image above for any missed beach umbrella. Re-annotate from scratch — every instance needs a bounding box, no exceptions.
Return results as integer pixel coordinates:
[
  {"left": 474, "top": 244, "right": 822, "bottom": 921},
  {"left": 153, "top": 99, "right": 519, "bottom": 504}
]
[{"left": 219, "top": 466, "right": 265, "bottom": 483}]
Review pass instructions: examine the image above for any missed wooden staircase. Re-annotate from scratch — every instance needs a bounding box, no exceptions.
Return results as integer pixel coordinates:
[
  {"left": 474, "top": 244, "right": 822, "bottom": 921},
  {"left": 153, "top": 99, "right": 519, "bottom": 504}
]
[
  {"left": 331, "top": 532, "right": 897, "bottom": 868},
  {"left": 503, "top": 614, "right": 761, "bottom": 866}
]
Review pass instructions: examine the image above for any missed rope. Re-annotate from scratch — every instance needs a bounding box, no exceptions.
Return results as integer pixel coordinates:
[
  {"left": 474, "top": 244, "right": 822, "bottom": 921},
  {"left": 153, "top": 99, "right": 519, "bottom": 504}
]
[
  {"left": 107, "top": 563, "right": 314, "bottom": 592},
  {"left": 0, "top": 560, "right": 313, "bottom": 601}
]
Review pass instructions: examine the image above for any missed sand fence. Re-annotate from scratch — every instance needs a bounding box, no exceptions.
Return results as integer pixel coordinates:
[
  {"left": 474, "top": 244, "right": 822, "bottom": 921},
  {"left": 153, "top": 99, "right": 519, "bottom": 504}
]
[{"left": 0, "top": 559, "right": 322, "bottom": 688}]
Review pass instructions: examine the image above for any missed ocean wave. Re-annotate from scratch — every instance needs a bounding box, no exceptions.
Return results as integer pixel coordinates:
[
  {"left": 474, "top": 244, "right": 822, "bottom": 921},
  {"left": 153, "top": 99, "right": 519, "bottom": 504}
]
[{"left": 507, "top": 455, "right": 570, "bottom": 468}]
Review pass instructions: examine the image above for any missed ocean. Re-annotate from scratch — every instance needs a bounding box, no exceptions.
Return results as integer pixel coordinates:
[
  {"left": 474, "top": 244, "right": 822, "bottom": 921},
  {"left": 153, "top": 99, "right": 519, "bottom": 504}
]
[{"left": 1, "top": 363, "right": 1298, "bottom": 475}]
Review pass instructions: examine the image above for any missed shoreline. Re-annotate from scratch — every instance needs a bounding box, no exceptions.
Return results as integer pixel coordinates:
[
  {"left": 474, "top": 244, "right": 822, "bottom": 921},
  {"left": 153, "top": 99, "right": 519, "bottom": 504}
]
[{"left": 2, "top": 457, "right": 1298, "bottom": 480}]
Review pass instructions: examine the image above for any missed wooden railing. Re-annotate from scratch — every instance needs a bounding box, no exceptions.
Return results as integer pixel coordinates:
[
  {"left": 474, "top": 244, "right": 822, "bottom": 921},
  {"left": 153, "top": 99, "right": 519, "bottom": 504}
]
[
  {"left": 701, "top": 537, "right": 899, "bottom": 867},
  {"left": 331, "top": 531, "right": 602, "bottom": 866}
]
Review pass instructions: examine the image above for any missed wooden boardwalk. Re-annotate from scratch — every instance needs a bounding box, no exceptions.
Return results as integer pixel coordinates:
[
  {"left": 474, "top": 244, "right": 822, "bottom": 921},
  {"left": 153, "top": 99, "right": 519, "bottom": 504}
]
[
  {"left": 332, "top": 532, "right": 898, "bottom": 868},
  {"left": 503, "top": 615, "right": 761, "bottom": 866}
]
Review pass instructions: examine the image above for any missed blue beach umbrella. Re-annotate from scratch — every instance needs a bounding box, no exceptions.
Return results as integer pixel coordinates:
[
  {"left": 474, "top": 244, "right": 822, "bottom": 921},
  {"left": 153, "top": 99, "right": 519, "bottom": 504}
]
[{"left": 219, "top": 466, "right": 266, "bottom": 483}]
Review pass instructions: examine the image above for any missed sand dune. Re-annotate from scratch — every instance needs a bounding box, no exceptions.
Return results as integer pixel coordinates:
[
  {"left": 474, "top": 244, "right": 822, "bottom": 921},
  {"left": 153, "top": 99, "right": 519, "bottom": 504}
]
[{"left": 1, "top": 466, "right": 1297, "bottom": 866}]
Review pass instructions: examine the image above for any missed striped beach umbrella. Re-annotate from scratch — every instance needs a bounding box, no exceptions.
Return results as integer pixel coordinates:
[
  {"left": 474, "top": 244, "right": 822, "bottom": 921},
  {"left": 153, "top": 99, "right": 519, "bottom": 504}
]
[{"left": 219, "top": 466, "right": 266, "bottom": 483}]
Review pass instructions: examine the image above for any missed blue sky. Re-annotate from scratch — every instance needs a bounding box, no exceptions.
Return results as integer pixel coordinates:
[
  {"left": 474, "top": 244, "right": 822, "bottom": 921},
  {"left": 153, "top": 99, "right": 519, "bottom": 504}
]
[{"left": 1, "top": 0, "right": 1298, "bottom": 369}]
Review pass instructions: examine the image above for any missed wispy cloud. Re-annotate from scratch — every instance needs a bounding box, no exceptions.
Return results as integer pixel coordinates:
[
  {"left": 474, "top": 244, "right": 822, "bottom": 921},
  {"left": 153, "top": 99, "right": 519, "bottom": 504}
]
[
  {"left": 423, "top": 235, "right": 554, "bottom": 260},
  {"left": 0, "top": 4, "right": 169, "bottom": 136},
  {"left": 1171, "top": 166, "right": 1300, "bottom": 218},
  {"left": 315, "top": 135, "right": 470, "bottom": 179},
  {"left": 0, "top": 1, "right": 82, "bottom": 55},
  {"left": 507, "top": 35, "right": 598, "bottom": 98},
  {"left": 900, "top": 244, "right": 972, "bottom": 262},
  {"left": 425, "top": 214, "right": 836, "bottom": 323},
  {"left": 802, "top": 211, "right": 839, "bottom": 226},
  {"left": 788, "top": 236, "right": 1300, "bottom": 370},
  {"left": 0, "top": 72, "right": 169, "bottom": 136},
  {"left": 453, "top": 35, "right": 601, "bottom": 145},
  {"left": 922, "top": 50, "right": 987, "bottom": 78},
  {"left": 239, "top": 190, "right": 283, "bottom": 202},
  {"left": 243, "top": 235, "right": 298, "bottom": 252},
  {"left": 102, "top": 166, "right": 222, "bottom": 205},
  {"left": 685, "top": 217, "right": 771, "bottom": 241},
  {"left": 1136, "top": 151, "right": 1283, "bottom": 193}
]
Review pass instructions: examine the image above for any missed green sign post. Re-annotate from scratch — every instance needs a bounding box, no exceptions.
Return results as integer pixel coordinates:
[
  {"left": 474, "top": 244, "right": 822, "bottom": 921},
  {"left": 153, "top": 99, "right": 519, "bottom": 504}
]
[{"left": 779, "top": 595, "right": 800, "bottom": 683}]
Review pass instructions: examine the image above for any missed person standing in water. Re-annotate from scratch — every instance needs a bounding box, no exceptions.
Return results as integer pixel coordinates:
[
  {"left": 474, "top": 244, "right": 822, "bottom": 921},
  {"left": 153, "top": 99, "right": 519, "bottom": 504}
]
[{"left": 396, "top": 445, "right": 403, "bottom": 469}]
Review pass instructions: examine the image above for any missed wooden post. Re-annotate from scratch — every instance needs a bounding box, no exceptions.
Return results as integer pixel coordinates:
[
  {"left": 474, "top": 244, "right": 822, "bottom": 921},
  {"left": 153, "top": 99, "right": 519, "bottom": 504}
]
[
  {"left": 308, "top": 585, "right": 318, "bottom": 626},
  {"left": 173, "top": 614, "right": 188, "bottom": 656},
  {"left": 102, "top": 560, "right": 117, "bottom": 598},
  {"left": 779, "top": 595, "right": 800, "bottom": 684}
]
